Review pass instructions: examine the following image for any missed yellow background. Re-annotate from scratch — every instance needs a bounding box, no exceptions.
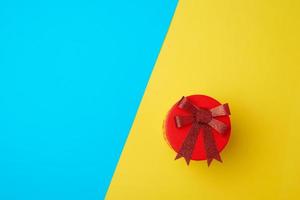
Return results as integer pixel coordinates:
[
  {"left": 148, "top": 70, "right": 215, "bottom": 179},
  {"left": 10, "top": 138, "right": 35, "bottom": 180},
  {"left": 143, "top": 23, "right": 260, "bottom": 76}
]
[{"left": 106, "top": 0, "right": 300, "bottom": 199}]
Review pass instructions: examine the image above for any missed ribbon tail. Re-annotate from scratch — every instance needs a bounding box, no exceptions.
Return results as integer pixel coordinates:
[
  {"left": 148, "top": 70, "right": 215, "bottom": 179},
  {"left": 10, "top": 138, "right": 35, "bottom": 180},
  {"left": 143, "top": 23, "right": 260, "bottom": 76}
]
[
  {"left": 175, "top": 154, "right": 190, "bottom": 165},
  {"left": 202, "top": 126, "right": 222, "bottom": 166},
  {"left": 175, "top": 123, "right": 200, "bottom": 165}
]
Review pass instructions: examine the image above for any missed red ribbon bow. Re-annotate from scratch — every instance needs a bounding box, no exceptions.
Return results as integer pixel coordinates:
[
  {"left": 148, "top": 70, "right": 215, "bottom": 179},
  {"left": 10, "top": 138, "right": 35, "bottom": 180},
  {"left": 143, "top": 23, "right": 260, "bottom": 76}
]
[{"left": 175, "top": 97, "right": 231, "bottom": 166}]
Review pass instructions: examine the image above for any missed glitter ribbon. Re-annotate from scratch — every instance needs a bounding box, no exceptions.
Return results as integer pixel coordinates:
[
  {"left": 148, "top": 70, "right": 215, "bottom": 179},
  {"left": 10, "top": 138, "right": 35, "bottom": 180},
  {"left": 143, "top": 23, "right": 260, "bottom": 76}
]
[{"left": 175, "top": 97, "right": 230, "bottom": 166}]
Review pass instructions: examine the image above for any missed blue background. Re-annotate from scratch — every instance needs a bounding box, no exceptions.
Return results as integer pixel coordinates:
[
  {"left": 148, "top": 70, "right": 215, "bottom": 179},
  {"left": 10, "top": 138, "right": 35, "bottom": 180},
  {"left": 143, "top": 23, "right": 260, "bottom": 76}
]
[{"left": 0, "top": 1, "right": 177, "bottom": 199}]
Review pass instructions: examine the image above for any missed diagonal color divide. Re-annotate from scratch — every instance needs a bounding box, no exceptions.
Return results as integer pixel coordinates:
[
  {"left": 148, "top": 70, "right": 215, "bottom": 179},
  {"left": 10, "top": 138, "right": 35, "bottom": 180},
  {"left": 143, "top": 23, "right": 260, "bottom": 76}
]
[
  {"left": 0, "top": 1, "right": 178, "bottom": 199},
  {"left": 106, "top": 0, "right": 300, "bottom": 199}
]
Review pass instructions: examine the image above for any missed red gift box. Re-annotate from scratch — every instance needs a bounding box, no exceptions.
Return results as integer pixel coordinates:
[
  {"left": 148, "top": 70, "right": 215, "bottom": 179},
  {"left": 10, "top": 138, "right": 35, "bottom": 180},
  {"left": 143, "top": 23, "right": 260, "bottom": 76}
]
[{"left": 164, "top": 95, "right": 231, "bottom": 165}]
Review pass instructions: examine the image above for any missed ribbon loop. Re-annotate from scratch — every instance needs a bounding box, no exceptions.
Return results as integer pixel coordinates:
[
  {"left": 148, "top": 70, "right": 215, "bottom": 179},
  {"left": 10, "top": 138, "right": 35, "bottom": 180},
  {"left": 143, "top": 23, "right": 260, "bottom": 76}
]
[
  {"left": 210, "top": 103, "right": 230, "bottom": 117},
  {"left": 208, "top": 118, "right": 228, "bottom": 134},
  {"left": 175, "top": 115, "right": 194, "bottom": 128},
  {"left": 178, "top": 97, "right": 200, "bottom": 114}
]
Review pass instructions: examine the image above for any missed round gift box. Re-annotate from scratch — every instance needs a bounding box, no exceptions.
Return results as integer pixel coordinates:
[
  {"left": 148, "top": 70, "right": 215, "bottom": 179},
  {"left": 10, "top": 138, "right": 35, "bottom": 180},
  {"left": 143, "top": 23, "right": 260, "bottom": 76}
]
[{"left": 164, "top": 95, "right": 231, "bottom": 161}]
